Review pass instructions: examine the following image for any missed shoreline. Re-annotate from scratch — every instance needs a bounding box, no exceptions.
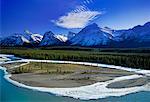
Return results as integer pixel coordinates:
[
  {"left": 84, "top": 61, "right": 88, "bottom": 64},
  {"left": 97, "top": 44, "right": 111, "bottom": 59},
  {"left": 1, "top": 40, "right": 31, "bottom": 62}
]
[{"left": 0, "top": 54, "right": 150, "bottom": 100}]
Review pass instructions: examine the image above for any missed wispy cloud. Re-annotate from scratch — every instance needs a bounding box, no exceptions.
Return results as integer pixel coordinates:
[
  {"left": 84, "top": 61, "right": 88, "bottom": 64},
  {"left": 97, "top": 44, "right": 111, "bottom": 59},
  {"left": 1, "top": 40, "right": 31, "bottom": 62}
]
[{"left": 52, "top": 2, "right": 101, "bottom": 29}]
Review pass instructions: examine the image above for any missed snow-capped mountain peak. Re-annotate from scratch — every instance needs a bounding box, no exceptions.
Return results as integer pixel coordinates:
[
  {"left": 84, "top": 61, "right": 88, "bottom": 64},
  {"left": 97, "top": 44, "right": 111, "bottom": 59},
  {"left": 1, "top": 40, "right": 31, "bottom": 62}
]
[
  {"left": 39, "top": 31, "right": 65, "bottom": 46},
  {"left": 23, "top": 30, "right": 43, "bottom": 44},
  {"left": 81, "top": 23, "right": 100, "bottom": 33},
  {"left": 0, "top": 34, "right": 30, "bottom": 46},
  {"left": 0, "top": 30, "right": 43, "bottom": 46},
  {"left": 1, "top": 22, "right": 150, "bottom": 47},
  {"left": 70, "top": 23, "right": 111, "bottom": 46}
]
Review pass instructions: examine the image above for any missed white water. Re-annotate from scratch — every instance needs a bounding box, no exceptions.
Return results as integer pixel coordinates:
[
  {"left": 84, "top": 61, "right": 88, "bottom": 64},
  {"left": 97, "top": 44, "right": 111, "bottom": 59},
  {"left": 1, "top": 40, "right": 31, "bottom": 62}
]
[{"left": 0, "top": 54, "right": 150, "bottom": 100}]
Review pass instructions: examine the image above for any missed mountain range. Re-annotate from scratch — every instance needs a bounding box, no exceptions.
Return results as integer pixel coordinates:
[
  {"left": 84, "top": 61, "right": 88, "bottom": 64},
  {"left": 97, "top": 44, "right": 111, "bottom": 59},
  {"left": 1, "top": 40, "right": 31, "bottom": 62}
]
[{"left": 0, "top": 22, "right": 150, "bottom": 48}]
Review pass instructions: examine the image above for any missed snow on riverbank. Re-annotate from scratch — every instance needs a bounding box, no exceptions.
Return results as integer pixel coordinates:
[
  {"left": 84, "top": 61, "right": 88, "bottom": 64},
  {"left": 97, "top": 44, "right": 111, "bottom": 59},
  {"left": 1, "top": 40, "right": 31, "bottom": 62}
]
[{"left": 0, "top": 54, "right": 150, "bottom": 100}]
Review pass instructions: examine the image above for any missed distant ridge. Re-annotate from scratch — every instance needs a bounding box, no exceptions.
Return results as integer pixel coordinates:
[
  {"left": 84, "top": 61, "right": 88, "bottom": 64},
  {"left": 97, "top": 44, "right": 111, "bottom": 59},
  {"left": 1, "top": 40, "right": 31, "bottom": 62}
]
[{"left": 1, "top": 22, "right": 150, "bottom": 48}]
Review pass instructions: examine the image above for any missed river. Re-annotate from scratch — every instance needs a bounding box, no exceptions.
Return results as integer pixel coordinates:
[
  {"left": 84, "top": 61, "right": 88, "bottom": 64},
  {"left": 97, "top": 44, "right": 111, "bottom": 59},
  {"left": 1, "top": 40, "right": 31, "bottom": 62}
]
[{"left": 0, "top": 54, "right": 150, "bottom": 102}]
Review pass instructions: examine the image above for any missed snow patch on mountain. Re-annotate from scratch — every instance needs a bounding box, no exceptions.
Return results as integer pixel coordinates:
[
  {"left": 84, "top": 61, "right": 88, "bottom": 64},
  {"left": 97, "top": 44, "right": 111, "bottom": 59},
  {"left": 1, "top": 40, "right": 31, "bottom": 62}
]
[
  {"left": 54, "top": 34, "right": 68, "bottom": 42},
  {"left": 31, "top": 34, "right": 43, "bottom": 43}
]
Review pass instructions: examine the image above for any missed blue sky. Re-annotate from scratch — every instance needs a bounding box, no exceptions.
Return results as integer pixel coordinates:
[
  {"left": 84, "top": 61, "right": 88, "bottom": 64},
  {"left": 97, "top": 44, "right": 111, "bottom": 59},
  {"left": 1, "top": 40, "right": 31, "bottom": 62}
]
[{"left": 1, "top": 0, "right": 150, "bottom": 36}]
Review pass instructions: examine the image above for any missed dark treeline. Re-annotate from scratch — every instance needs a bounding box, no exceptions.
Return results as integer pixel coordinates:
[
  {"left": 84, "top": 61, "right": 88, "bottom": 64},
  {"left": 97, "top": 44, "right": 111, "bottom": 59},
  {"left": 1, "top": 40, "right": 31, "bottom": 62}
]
[
  {"left": 1, "top": 46, "right": 150, "bottom": 53},
  {"left": 1, "top": 48, "right": 150, "bottom": 70}
]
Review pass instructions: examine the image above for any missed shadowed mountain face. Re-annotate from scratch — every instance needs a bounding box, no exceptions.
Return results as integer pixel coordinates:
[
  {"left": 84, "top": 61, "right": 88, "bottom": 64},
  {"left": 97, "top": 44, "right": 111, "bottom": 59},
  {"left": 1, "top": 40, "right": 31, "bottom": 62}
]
[
  {"left": 1, "top": 22, "right": 150, "bottom": 48},
  {"left": 67, "top": 31, "right": 76, "bottom": 40}
]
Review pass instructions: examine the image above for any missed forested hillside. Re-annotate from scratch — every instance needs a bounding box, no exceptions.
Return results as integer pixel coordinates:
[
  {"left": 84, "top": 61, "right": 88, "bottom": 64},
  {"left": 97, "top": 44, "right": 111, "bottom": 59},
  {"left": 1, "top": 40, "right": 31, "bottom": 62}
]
[{"left": 1, "top": 48, "right": 150, "bottom": 70}]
